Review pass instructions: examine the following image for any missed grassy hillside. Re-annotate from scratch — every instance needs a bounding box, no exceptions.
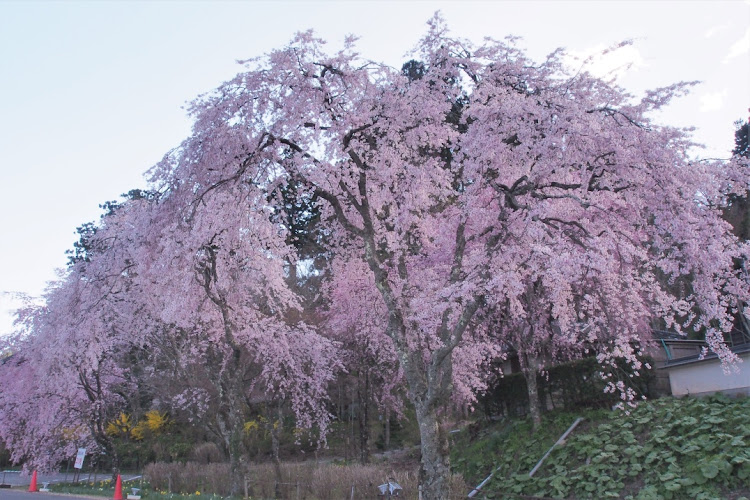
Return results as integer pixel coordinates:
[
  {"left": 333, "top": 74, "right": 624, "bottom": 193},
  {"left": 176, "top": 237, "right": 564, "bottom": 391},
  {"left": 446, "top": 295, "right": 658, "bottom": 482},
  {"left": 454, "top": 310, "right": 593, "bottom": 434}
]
[{"left": 452, "top": 395, "right": 750, "bottom": 499}]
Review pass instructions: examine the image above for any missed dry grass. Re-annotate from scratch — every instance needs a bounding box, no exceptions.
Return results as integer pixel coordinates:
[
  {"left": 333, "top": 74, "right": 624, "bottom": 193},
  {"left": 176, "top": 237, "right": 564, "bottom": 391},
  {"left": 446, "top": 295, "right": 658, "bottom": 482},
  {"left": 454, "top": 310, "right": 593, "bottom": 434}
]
[
  {"left": 191, "top": 442, "right": 224, "bottom": 464},
  {"left": 145, "top": 462, "right": 232, "bottom": 495},
  {"left": 145, "top": 460, "right": 467, "bottom": 499}
]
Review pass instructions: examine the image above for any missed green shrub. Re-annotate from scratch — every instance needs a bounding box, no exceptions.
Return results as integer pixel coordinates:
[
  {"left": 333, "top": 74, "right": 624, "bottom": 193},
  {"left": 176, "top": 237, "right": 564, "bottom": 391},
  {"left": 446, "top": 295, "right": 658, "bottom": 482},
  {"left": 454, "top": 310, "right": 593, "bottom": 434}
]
[{"left": 454, "top": 395, "right": 750, "bottom": 499}]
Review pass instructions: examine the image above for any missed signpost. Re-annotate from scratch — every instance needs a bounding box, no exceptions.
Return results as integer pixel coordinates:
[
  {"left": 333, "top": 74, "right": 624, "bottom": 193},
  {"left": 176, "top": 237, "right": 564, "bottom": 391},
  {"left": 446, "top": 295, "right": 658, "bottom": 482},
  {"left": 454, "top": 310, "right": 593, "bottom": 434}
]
[
  {"left": 74, "top": 448, "right": 86, "bottom": 469},
  {"left": 72, "top": 448, "right": 86, "bottom": 484}
]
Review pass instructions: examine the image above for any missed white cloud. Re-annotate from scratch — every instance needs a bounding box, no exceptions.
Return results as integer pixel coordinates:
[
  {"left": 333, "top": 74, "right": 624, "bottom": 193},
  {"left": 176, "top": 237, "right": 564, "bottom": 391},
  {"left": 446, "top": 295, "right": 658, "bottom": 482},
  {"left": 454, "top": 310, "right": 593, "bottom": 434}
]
[
  {"left": 564, "top": 42, "right": 646, "bottom": 80},
  {"left": 704, "top": 24, "right": 728, "bottom": 39},
  {"left": 723, "top": 27, "right": 750, "bottom": 63},
  {"left": 699, "top": 89, "right": 729, "bottom": 112}
]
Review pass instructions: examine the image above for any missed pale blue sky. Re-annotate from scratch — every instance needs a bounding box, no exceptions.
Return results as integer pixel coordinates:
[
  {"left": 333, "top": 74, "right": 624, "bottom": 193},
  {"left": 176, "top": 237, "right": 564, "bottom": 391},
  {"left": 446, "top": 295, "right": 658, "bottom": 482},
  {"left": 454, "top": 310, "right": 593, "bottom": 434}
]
[{"left": 1, "top": 0, "right": 749, "bottom": 335}]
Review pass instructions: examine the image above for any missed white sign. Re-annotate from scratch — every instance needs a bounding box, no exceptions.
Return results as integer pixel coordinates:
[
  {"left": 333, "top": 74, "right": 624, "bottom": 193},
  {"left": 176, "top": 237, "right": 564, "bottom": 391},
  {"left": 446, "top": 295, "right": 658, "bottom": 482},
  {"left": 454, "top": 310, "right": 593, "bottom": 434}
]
[{"left": 74, "top": 448, "right": 86, "bottom": 469}]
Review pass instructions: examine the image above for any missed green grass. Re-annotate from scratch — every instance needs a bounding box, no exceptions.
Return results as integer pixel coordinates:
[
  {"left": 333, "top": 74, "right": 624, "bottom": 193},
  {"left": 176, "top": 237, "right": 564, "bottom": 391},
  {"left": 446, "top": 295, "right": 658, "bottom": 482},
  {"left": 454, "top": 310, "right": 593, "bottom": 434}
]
[{"left": 452, "top": 395, "right": 750, "bottom": 499}]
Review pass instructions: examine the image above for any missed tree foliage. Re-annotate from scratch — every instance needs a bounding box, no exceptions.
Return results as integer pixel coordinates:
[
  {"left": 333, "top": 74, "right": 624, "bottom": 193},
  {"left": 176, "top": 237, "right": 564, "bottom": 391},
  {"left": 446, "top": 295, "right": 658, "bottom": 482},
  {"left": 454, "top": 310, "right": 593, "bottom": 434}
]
[{"left": 1, "top": 15, "right": 748, "bottom": 498}]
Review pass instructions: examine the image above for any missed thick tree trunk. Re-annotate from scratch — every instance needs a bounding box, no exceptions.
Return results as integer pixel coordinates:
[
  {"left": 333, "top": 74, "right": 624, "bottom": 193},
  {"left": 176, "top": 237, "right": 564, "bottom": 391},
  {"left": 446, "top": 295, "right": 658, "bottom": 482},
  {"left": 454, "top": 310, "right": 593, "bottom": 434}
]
[
  {"left": 110, "top": 449, "right": 121, "bottom": 482},
  {"left": 358, "top": 223, "right": 477, "bottom": 500},
  {"left": 414, "top": 402, "right": 451, "bottom": 500},
  {"left": 397, "top": 349, "right": 454, "bottom": 500},
  {"left": 214, "top": 362, "right": 247, "bottom": 497},
  {"left": 228, "top": 421, "right": 245, "bottom": 496},
  {"left": 522, "top": 353, "right": 542, "bottom": 431},
  {"left": 217, "top": 404, "right": 246, "bottom": 497}
]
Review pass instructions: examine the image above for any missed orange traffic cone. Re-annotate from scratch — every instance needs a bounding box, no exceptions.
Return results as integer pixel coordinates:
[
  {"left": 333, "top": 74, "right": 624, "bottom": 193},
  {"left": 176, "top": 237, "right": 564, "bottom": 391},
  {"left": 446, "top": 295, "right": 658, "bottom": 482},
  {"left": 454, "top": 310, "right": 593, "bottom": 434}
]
[
  {"left": 113, "top": 474, "right": 123, "bottom": 500},
  {"left": 28, "top": 470, "right": 38, "bottom": 492}
]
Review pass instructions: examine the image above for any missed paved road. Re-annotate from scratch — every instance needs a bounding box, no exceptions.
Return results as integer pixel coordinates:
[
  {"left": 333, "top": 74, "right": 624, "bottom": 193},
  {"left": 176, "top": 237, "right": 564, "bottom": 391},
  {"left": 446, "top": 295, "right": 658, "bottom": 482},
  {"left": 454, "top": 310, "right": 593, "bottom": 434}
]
[
  {"left": 0, "top": 470, "right": 141, "bottom": 500},
  {"left": 0, "top": 473, "right": 76, "bottom": 489},
  {"left": 0, "top": 472, "right": 140, "bottom": 489},
  {"left": 0, "top": 491, "right": 98, "bottom": 500}
]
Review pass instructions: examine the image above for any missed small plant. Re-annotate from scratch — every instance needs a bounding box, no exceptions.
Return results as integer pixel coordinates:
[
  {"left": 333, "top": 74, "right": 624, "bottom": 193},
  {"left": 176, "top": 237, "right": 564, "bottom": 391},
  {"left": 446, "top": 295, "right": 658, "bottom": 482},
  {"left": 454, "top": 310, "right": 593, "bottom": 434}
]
[{"left": 453, "top": 395, "right": 750, "bottom": 499}]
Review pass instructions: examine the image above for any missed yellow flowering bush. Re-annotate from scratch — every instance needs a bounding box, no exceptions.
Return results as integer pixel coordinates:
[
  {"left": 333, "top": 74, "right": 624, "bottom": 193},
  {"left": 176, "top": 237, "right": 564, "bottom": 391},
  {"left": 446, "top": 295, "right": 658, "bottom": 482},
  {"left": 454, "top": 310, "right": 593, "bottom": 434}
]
[{"left": 105, "top": 413, "right": 133, "bottom": 437}]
